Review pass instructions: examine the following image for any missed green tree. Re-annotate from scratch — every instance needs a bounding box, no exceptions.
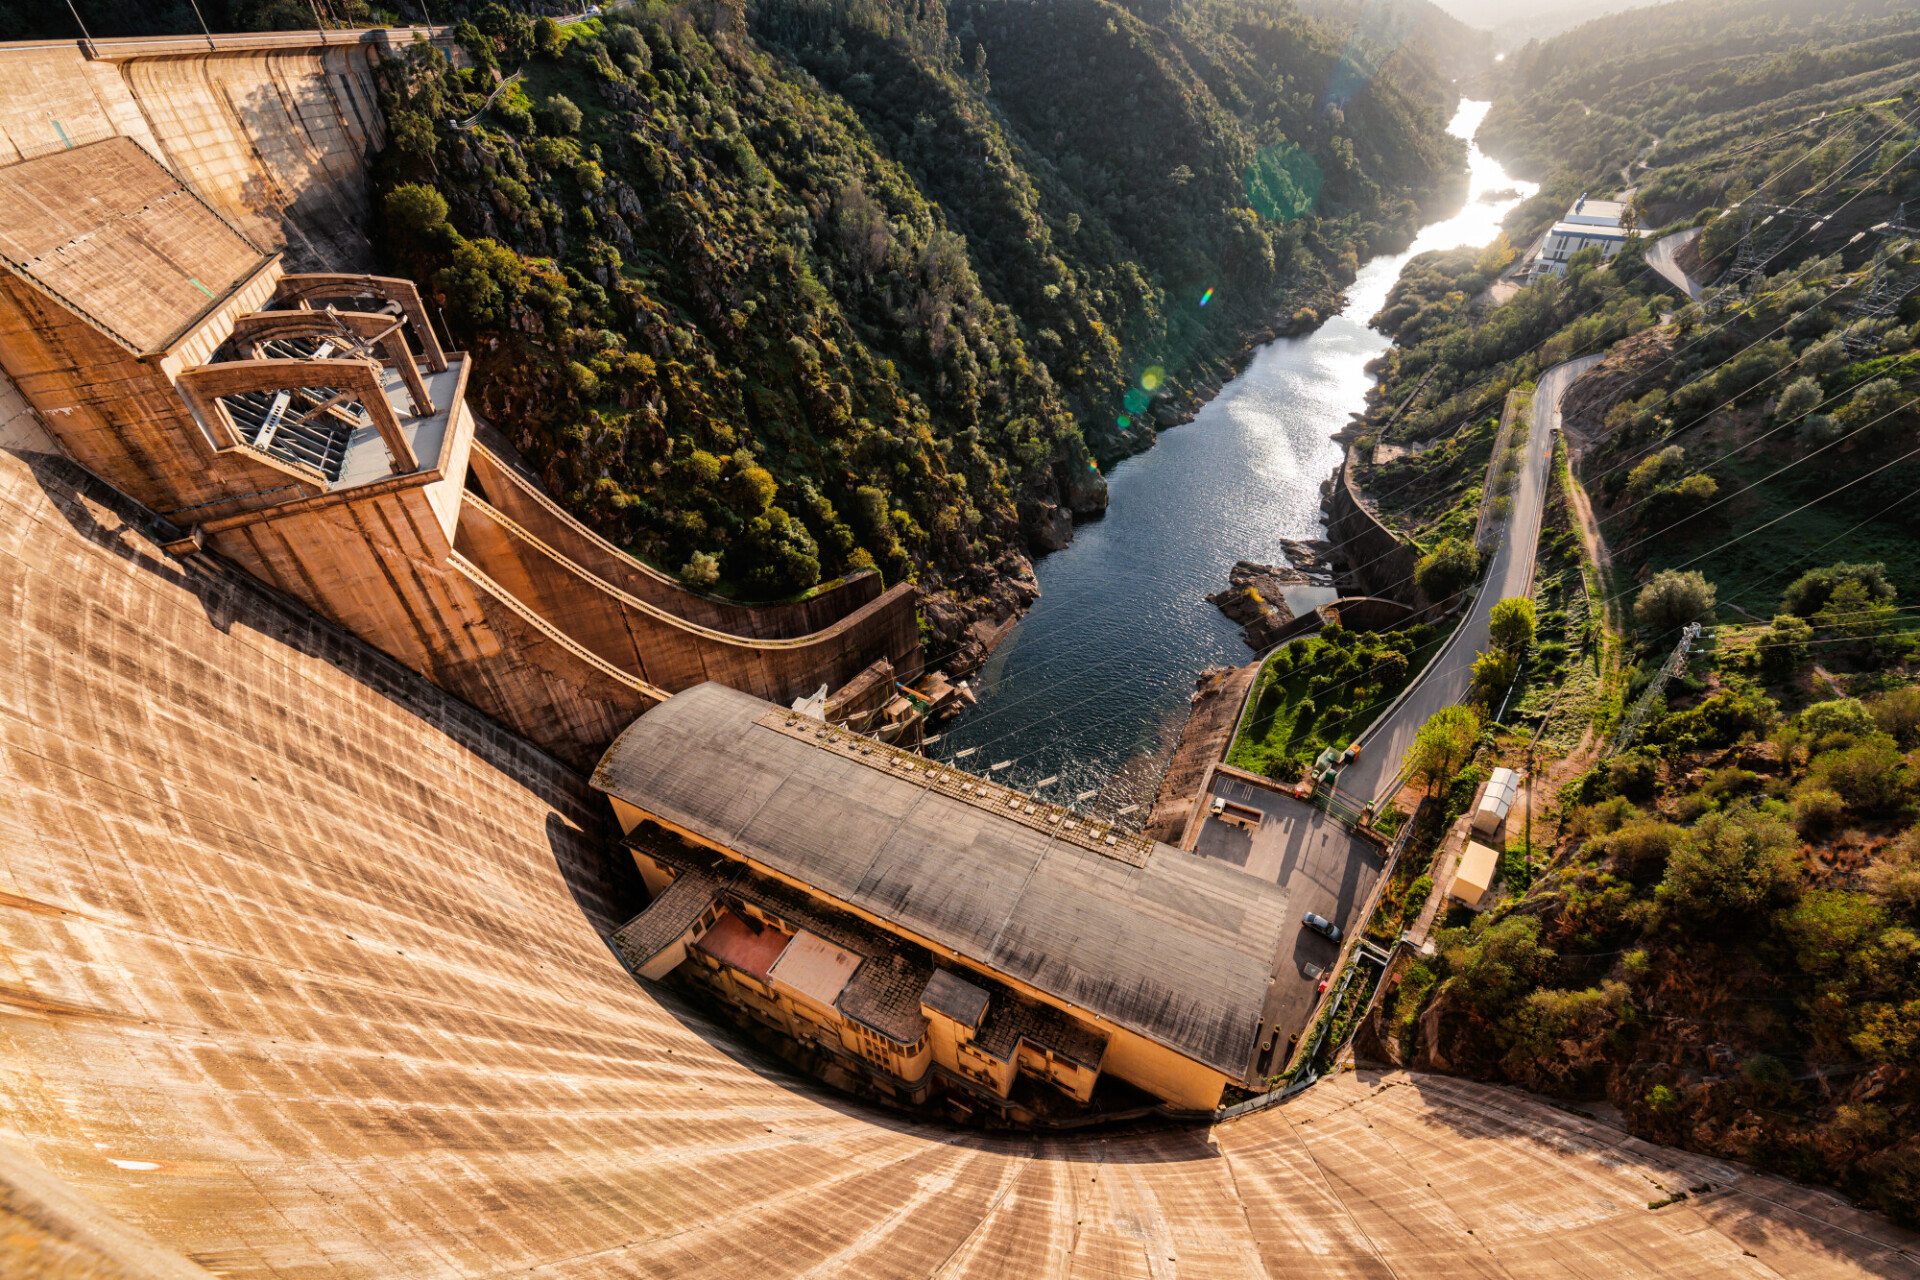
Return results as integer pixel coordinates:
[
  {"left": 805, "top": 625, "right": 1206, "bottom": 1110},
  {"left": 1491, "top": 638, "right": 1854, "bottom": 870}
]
[
  {"left": 1472, "top": 647, "right": 1520, "bottom": 702},
  {"left": 1634, "top": 569, "right": 1716, "bottom": 634},
  {"left": 1782, "top": 562, "right": 1895, "bottom": 617},
  {"left": 1626, "top": 445, "right": 1685, "bottom": 500},
  {"left": 1814, "top": 579, "right": 1897, "bottom": 651},
  {"left": 1409, "top": 705, "right": 1481, "bottom": 794},
  {"left": 1774, "top": 374, "right": 1823, "bottom": 422},
  {"left": 1416, "top": 537, "right": 1480, "bottom": 601},
  {"left": 1488, "top": 596, "right": 1536, "bottom": 653}
]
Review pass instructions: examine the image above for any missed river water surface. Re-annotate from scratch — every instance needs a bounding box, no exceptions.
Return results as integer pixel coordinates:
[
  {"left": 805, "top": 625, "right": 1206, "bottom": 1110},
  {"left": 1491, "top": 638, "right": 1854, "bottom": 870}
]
[{"left": 932, "top": 101, "right": 1534, "bottom": 811}]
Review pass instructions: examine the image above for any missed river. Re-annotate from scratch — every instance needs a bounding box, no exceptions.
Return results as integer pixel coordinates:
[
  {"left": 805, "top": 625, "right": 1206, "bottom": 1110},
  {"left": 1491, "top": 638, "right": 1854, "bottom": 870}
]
[{"left": 931, "top": 101, "right": 1535, "bottom": 813}]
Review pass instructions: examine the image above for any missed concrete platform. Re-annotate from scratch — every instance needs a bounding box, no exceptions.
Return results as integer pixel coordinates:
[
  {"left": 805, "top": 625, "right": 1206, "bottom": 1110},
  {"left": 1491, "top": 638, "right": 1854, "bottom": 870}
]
[{"left": 1189, "top": 768, "right": 1385, "bottom": 1064}]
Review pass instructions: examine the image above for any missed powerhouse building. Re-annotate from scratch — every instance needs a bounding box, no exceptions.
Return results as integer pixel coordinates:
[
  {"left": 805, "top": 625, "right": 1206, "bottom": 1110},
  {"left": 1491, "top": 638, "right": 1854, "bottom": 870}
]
[{"left": 593, "top": 683, "right": 1293, "bottom": 1118}]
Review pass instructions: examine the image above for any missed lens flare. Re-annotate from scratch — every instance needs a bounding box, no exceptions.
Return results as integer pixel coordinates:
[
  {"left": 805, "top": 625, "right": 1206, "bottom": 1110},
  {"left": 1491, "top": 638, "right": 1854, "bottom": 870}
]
[
  {"left": 1199, "top": 287, "right": 1213, "bottom": 306},
  {"left": 1242, "top": 142, "right": 1323, "bottom": 223},
  {"left": 1116, "top": 415, "right": 1131, "bottom": 429},
  {"left": 1140, "top": 366, "right": 1165, "bottom": 392},
  {"left": 1123, "top": 388, "right": 1149, "bottom": 414}
]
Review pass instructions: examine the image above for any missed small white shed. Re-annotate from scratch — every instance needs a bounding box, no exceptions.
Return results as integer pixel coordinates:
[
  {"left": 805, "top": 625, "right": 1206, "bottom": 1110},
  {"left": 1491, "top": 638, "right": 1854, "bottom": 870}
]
[{"left": 1473, "top": 767, "right": 1520, "bottom": 838}]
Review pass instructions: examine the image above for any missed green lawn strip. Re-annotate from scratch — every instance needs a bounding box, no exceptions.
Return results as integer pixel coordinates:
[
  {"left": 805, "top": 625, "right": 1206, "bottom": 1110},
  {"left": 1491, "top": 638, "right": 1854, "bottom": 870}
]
[{"left": 1225, "top": 621, "right": 1455, "bottom": 782}]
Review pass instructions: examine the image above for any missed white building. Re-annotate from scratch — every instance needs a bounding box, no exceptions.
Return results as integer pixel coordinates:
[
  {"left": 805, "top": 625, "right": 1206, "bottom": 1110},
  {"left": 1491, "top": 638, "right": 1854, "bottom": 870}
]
[{"left": 1530, "top": 194, "right": 1632, "bottom": 280}]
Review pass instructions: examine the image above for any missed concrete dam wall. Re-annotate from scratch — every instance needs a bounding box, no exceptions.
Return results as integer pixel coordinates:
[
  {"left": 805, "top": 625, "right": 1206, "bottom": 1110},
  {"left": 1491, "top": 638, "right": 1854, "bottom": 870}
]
[
  {"left": 0, "top": 29, "right": 414, "bottom": 271},
  {"left": 0, "top": 28, "right": 1914, "bottom": 1280},
  {"left": 2, "top": 445, "right": 1914, "bottom": 1277}
]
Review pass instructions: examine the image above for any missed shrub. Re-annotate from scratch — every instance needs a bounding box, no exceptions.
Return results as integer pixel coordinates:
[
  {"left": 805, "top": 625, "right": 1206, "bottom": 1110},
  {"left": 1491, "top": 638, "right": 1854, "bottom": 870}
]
[
  {"left": 1802, "top": 412, "right": 1844, "bottom": 443},
  {"left": 1774, "top": 374, "right": 1823, "bottom": 421},
  {"left": 1416, "top": 537, "right": 1480, "bottom": 601},
  {"left": 1659, "top": 805, "right": 1802, "bottom": 922},
  {"left": 1644, "top": 472, "right": 1718, "bottom": 523},
  {"left": 1635, "top": 569, "right": 1716, "bottom": 634},
  {"left": 1814, "top": 579, "right": 1898, "bottom": 648},
  {"left": 1599, "top": 817, "right": 1686, "bottom": 872},
  {"left": 1608, "top": 749, "right": 1659, "bottom": 800},
  {"left": 1808, "top": 743, "right": 1908, "bottom": 815},
  {"left": 1402, "top": 875, "right": 1434, "bottom": 925},
  {"left": 1778, "top": 890, "right": 1888, "bottom": 978},
  {"left": 1651, "top": 688, "right": 1778, "bottom": 752},
  {"left": 1739, "top": 1053, "right": 1797, "bottom": 1105},
  {"left": 533, "top": 15, "right": 566, "bottom": 58},
  {"left": 1570, "top": 795, "right": 1637, "bottom": 839},
  {"left": 1870, "top": 687, "right": 1920, "bottom": 748},
  {"left": 679, "top": 550, "right": 720, "bottom": 588},
  {"left": 1781, "top": 562, "right": 1896, "bottom": 617},
  {"left": 536, "top": 94, "right": 583, "bottom": 135},
  {"left": 1757, "top": 613, "right": 1813, "bottom": 677},
  {"left": 493, "top": 99, "right": 534, "bottom": 135},
  {"left": 1839, "top": 377, "right": 1902, "bottom": 435},
  {"left": 1865, "top": 828, "right": 1920, "bottom": 918},
  {"left": 1792, "top": 785, "right": 1846, "bottom": 837},
  {"left": 1626, "top": 445, "right": 1686, "bottom": 500},
  {"left": 1793, "top": 698, "right": 1882, "bottom": 754},
  {"left": 1449, "top": 915, "right": 1555, "bottom": 1019}
]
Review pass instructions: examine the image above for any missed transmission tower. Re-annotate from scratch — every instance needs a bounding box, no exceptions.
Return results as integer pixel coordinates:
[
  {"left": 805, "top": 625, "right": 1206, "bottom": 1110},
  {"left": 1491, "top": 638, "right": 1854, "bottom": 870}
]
[{"left": 1605, "top": 622, "right": 1702, "bottom": 758}]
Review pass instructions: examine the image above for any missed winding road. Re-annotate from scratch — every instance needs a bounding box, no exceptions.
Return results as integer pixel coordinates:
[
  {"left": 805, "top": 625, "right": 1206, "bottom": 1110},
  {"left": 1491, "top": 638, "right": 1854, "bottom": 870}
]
[{"left": 1339, "top": 354, "right": 1604, "bottom": 807}]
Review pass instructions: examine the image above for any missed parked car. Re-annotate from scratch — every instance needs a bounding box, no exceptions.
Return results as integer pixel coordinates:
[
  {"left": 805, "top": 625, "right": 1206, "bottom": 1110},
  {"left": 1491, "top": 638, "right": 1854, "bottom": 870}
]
[{"left": 1302, "top": 911, "right": 1341, "bottom": 942}]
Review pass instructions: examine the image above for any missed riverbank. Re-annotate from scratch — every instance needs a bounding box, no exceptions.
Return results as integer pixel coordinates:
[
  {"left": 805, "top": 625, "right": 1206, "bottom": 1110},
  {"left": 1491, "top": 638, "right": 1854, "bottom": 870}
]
[{"left": 926, "top": 101, "right": 1532, "bottom": 808}]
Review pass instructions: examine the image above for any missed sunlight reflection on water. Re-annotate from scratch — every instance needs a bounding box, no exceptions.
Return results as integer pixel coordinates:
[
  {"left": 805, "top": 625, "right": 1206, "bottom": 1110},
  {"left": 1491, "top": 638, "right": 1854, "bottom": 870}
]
[{"left": 933, "top": 102, "right": 1537, "bottom": 812}]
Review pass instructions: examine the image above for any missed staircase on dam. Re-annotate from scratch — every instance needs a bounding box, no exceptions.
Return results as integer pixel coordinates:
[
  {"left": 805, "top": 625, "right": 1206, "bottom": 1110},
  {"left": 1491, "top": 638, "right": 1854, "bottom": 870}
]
[{"left": 0, "top": 32, "right": 921, "bottom": 769}]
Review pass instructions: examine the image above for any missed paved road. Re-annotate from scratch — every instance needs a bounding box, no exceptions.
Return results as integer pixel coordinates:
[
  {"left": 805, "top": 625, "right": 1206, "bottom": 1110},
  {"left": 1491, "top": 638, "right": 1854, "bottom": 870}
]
[
  {"left": 1646, "top": 226, "right": 1706, "bottom": 301},
  {"left": 1339, "top": 354, "right": 1604, "bottom": 807}
]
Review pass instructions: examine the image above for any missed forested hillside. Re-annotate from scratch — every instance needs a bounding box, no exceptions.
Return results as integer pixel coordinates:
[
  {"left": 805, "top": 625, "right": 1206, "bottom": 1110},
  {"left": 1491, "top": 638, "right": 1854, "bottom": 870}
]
[
  {"left": 1480, "top": 0, "right": 1920, "bottom": 246},
  {"left": 8, "top": 0, "right": 1463, "bottom": 640},
  {"left": 352, "top": 0, "right": 1462, "bottom": 647},
  {"left": 1337, "top": 0, "right": 1920, "bottom": 1223}
]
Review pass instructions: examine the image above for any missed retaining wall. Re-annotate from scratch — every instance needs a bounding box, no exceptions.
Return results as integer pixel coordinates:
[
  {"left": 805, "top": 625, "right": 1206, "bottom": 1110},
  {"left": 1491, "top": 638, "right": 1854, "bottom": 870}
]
[
  {"left": 454, "top": 493, "right": 923, "bottom": 705},
  {"left": 1326, "top": 446, "right": 1425, "bottom": 607},
  {"left": 0, "top": 29, "right": 453, "bottom": 270},
  {"left": 466, "top": 442, "right": 885, "bottom": 640}
]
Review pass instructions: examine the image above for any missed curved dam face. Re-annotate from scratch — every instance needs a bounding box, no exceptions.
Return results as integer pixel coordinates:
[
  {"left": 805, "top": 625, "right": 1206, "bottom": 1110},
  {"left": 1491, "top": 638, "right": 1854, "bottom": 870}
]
[
  {"left": 3, "top": 448, "right": 1914, "bottom": 1279},
  {"left": 0, "top": 28, "right": 1916, "bottom": 1280}
]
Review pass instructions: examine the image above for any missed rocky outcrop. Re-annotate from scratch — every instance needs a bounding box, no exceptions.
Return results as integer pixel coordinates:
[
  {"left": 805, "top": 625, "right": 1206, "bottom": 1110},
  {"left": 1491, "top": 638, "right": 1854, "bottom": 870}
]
[
  {"left": 1141, "top": 664, "right": 1260, "bottom": 842},
  {"left": 1208, "top": 560, "right": 1302, "bottom": 650},
  {"left": 1020, "top": 498, "right": 1074, "bottom": 553},
  {"left": 919, "top": 551, "right": 1040, "bottom": 676}
]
